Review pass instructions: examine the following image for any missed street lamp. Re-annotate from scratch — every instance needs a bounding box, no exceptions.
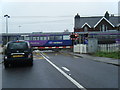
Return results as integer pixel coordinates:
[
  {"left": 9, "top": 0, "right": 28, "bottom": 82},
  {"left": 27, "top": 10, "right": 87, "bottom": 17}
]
[
  {"left": 4, "top": 15, "right": 10, "bottom": 44},
  {"left": 4, "top": 15, "right": 10, "bottom": 33}
]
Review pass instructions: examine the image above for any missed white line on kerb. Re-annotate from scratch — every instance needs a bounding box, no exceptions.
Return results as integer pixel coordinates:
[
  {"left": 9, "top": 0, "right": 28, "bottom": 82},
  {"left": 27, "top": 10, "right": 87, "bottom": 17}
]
[
  {"left": 62, "top": 67, "right": 70, "bottom": 72},
  {"left": 41, "top": 53, "right": 86, "bottom": 90}
]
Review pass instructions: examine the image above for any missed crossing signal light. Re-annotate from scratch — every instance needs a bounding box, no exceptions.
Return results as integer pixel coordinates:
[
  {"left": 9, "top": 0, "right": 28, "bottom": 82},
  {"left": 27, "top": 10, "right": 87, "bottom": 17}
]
[
  {"left": 70, "top": 35, "right": 78, "bottom": 38},
  {"left": 70, "top": 33, "right": 79, "bottom": 40},
  {"left": 70, "top": 35, "right": 76, "bottom": 38}
]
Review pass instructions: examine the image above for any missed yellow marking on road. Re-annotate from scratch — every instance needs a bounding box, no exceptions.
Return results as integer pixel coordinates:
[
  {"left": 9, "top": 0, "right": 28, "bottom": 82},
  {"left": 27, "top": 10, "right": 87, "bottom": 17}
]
[
  {"left": 36, "top": 53, "right": 40, "bottom": 55},
  {"left": 43, "top": 52, "right": 47, "bottom": 55},
  {"left": 37, "top": 57, "right": 44, "bottom": 59},
  {"left": 55, "top": 53, "right": 58, "bottom": 55}
]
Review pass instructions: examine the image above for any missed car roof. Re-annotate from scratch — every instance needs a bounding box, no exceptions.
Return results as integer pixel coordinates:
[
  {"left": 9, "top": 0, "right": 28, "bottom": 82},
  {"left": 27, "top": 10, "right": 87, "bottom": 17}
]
[
  {"left": 8, "top": 40, "right": 28, "bottom": 43},
  {"left": 6, "top": 40, "right": 30, "bottom": 46}
]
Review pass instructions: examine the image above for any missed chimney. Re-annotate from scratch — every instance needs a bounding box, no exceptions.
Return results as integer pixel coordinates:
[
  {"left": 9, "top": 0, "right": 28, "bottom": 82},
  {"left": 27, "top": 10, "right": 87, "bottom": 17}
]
[
  {"left": 119, "top": 1, "right": 120, "bottom": 23},
  {"left": 104, "top": 11, "right": 109, "bottom": 20},
  {"left": 74, "top": 13, "right": 80, "bottom": 29}
]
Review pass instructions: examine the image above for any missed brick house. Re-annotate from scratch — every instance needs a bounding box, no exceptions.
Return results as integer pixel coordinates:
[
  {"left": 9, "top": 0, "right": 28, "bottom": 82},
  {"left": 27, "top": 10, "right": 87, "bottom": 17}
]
[{"left": 74, "top": 11, "right": 120, "bottom": 32}]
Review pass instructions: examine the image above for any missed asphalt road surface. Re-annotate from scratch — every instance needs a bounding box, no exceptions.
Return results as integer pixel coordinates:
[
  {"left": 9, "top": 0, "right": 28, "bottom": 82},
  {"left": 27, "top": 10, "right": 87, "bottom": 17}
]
[{"left": 1, "top": 51, "right": 119, "bottom": 89}]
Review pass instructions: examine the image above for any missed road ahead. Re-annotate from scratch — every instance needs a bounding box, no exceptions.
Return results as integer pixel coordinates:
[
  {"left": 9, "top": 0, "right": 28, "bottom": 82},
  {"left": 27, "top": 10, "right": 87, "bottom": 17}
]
[{"left": 1, "top": 51, "right": 119, "bottom": 89}]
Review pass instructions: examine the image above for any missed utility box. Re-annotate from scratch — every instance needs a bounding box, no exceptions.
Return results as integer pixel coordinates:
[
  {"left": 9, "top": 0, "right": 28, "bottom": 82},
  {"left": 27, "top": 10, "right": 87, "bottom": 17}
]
[{"left": 88, "top": 38, "right": 98, "bottom": 53}]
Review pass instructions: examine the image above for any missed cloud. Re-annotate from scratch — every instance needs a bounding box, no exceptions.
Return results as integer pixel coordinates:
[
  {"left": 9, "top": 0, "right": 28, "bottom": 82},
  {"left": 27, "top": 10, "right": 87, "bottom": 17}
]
[
  {"left": 1, "top": 1, "right": 118, "bottom": 33},
  {"left": 2, "top": 0, "right": 119, "bottom": 2}
]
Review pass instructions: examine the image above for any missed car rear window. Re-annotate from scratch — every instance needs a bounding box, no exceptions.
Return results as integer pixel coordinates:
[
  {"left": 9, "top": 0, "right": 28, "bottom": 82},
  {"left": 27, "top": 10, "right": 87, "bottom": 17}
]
[{"left": 7, "top": 42, "right": 28, "bottom": 49}]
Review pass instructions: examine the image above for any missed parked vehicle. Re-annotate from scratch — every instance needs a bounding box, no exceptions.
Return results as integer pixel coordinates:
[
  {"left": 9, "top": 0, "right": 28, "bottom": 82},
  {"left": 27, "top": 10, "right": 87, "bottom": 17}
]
[{"left": 3, "top": 40, "right": 33, "bottom": 68}]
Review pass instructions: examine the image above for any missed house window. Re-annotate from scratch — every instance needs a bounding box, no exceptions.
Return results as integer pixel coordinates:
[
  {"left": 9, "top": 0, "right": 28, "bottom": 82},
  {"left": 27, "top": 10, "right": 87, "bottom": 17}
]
[
  {"left": 100, "top": 26, "right": 101, "bottom": 31},
  {"left": 102, "top": 24, "right": 105, "bottom": 32},
  {"left": 106, "top": 25, "right": 108, "bottom": 31},
  {"left": 84, "top": 26, "right": 88, "bottom": 32},
  {"left": 100, "top": 24, "right": 107, "bottom": 32}
]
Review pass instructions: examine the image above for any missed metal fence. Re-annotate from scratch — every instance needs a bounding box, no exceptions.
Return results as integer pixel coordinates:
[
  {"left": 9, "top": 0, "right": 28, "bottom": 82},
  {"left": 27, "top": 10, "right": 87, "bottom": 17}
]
[
  {"left": 98, "top": 43, "right": 120, "bottom": 52},
  {"left": 74, "top": 43, "right": 120, "bottom": 53},
  {"left": 74, "top": 44, "right": 87, "bottom": 53}
]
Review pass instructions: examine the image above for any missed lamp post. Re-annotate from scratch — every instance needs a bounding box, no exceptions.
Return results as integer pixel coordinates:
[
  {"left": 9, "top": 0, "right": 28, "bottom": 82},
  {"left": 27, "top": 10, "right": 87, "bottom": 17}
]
[
  {"left": 4, "top": 15, "right": 10, "bottom": 33},
  {"left": 4, "top": 15, "right": 10, "bottom": 43}
]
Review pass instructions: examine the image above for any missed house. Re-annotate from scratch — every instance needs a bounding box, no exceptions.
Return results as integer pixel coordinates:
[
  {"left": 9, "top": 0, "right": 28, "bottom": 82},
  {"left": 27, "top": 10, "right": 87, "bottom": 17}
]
[{"left": 74, "top": 11, "right": 120, "bottom": 32}]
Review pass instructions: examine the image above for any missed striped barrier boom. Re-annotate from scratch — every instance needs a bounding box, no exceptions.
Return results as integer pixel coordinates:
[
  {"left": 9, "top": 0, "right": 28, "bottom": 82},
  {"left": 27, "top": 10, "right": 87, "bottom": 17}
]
[{"left": 33, "top": 46, "right": 73, "bottom": 49}]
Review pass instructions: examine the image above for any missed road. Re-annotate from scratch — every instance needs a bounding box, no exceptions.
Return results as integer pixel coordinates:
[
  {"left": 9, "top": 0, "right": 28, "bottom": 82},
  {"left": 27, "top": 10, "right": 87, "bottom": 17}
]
[{"left": 1, "top": 51, "right": 119, "bottom": 89}]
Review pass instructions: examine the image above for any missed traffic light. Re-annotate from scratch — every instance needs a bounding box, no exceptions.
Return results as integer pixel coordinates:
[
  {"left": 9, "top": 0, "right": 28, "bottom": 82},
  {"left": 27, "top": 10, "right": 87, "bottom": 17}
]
[{"left": 70, "top": 34, "right": 78, "bottom": 38}]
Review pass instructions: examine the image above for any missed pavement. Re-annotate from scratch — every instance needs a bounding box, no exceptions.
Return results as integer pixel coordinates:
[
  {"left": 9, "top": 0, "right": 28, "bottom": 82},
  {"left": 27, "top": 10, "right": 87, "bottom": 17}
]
[{"left": 69, "top": 52, "right": 120, "bottom": 66}]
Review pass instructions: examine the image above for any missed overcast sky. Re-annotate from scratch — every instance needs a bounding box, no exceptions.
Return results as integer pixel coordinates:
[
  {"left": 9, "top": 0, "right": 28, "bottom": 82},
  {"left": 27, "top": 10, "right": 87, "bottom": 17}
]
[{"left": 1, "top": 0, "right": 119, "bottom": 33}]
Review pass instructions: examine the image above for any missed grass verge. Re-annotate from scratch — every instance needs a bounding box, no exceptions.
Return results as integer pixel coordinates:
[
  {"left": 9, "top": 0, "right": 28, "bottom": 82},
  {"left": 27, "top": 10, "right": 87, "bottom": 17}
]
[{"left": 93, "top": 51, "right": 120, "bottom": 59}]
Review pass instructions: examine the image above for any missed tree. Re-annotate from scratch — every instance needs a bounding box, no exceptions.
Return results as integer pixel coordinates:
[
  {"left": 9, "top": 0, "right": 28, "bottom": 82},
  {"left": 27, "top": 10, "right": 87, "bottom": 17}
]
[{"left": 64, "top": 29, "right": 69, "bottom": 32}]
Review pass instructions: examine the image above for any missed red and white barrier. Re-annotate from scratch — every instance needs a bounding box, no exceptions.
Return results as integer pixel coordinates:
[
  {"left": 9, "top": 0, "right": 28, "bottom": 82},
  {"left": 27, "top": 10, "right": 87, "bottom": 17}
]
[{"left": 33, "top": 46, "right": 73, "bottom": 49}]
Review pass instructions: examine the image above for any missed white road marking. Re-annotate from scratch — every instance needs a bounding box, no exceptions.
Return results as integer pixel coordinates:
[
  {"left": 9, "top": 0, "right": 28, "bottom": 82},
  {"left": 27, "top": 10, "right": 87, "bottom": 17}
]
[
  {"left": 44, "top": 55, "right": 50, "bottom": 59},
  {"left": 42, "top": 53, "right": 50, "bottom": 59},
  {"left": 41, "top": 53, "right": 86, "bottom": 90},
  {"left": 62, "top": 67, "right": 70, "bottom": 72}
]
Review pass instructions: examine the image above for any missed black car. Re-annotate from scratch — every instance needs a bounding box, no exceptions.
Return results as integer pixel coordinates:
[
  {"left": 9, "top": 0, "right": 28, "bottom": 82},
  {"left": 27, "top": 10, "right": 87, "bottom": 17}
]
[{"left": 3, "top": 40, "right": 33, "bottom": 68}]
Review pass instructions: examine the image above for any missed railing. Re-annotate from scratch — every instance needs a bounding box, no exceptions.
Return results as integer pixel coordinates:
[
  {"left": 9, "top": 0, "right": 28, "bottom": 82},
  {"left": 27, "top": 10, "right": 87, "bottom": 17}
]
[
  {"left": 74, "top": 44, "right": 87, "bottom": 53},
  {"left": 98, "top": 43, "right": 120, "bottom": 52},
  {"left": 74, "top": 43, "right": 120, "bottom": 53}
]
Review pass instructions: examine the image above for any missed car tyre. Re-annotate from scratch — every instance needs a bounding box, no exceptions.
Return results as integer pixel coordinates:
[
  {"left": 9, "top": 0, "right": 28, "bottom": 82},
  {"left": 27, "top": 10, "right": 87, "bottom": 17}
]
[
  {"left": 28, "top": 60, "right": 33, "bottom": 66},
  {"left": 4, "top": 63, "right": 9, "bottom": 68}
]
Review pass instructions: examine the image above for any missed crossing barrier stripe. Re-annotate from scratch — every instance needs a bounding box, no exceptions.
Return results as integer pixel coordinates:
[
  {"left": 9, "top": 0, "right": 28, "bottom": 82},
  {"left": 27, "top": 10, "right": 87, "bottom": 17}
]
[{"left": 33, "top": 46, "right": 73, "bottom": 49}]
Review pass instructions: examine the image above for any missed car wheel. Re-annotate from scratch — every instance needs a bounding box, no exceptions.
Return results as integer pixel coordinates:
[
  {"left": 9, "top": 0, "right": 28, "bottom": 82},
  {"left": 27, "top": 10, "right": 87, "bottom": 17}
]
[
  {"left": 28, "top": 61, "right": 33, "bottom": 66},
  {"left": 4, "top": 63, "right": 9, "bottom": 68}
]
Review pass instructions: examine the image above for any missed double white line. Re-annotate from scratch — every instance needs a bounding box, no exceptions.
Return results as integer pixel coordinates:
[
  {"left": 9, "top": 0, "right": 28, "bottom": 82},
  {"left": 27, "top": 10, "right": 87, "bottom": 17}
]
[{"left": 40, "top": 52, "right": 86, "bottom": 90}]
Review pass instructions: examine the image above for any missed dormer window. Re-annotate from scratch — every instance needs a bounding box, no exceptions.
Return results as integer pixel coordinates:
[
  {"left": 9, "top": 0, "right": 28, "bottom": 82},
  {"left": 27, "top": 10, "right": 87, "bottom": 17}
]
[{"left": 81, "top": 23, "right": 91, "bottom": 32}]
